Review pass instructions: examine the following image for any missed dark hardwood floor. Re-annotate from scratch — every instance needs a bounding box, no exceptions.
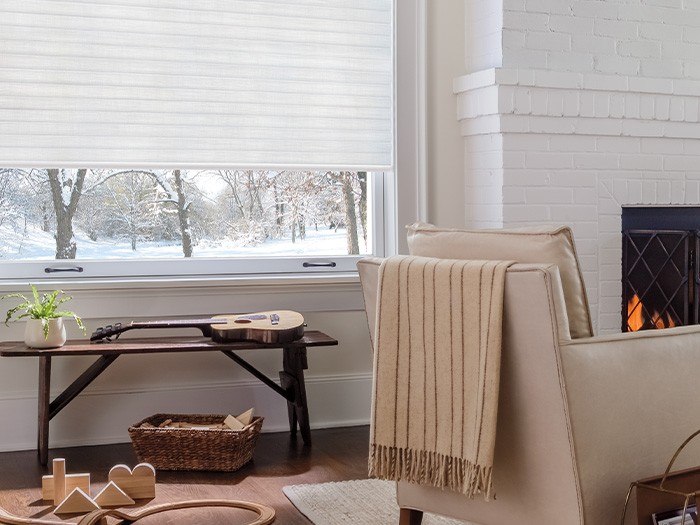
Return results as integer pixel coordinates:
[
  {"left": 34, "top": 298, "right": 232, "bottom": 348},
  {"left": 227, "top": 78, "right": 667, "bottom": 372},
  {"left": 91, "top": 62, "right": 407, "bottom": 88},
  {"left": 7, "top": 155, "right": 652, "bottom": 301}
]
[{"left": 0, "top": 426, "right": 370, "bottom": 524}]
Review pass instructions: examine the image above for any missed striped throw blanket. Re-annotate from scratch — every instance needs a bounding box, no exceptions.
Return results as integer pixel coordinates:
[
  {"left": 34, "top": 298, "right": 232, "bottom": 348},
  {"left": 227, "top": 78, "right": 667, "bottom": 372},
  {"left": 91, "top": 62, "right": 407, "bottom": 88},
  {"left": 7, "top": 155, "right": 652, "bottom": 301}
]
[{"left": 369, "top": 255, "right": 512, "bottom": 500}]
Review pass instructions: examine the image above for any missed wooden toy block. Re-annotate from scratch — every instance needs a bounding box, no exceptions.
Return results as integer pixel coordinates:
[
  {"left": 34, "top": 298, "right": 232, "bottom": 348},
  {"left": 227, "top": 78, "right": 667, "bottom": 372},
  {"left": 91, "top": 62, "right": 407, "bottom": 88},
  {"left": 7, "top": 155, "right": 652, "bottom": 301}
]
[
  {"left": 42, "top": 473, "right": 90, "bottom": 501},
  {"left": 54, "top": 487, "right": 100, "bottom": 515},
  {"left": 52, "top": 459, "right": 66, "bottom": 505},
  {"left": 163, "top": 422, "right": 214, "bottom": 429},
  {"left": 94, "top": 481, "right": 135, "bottom": 507},
  {"left": 236, "top": 408, "right": 255, "bottom": 426},
  {"left": 224, "top": 414, "right": 245, "bottom": 430},
  {"left": 108, "top": 463, "right": 156, "bottom": 500}
]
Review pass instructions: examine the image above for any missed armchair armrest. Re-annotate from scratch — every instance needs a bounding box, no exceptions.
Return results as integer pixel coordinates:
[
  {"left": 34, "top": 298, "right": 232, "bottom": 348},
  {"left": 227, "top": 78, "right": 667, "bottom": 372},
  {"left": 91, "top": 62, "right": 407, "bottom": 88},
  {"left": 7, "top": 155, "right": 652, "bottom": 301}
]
[
  {"left": 559, "top": 326, "right": 700, "bottom": 523},
  {"left": 357, "top": 257, "right": 383, "bottom": 347}
]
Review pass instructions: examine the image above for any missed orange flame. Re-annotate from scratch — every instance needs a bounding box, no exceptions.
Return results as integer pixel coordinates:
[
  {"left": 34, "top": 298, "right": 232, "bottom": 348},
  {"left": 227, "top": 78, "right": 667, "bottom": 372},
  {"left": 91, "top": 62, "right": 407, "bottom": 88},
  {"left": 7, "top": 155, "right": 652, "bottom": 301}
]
[
  {"left": 627, "top": 294, "right": 676, "bottom": 331},
  {"left": 628, "top": 294, "right": 644, "bottom": 331}
]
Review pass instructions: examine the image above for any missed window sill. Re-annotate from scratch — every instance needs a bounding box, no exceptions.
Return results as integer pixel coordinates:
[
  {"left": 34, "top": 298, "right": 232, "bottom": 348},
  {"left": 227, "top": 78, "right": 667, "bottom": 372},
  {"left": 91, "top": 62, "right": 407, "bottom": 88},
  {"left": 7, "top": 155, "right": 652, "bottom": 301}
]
[
  {"left": 0, "top": 272, "right": 364, "bottom": 319},
  {"left": 0, "top": 271, "right": 360, "bottom": 292}
]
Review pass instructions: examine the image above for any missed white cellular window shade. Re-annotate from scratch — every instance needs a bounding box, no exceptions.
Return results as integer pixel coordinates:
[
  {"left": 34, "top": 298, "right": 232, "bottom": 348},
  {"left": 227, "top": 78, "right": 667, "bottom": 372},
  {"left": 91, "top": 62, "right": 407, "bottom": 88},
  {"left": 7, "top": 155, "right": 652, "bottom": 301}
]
[{"left": 0, "top": 0, "right": 394, "bottom": 169}]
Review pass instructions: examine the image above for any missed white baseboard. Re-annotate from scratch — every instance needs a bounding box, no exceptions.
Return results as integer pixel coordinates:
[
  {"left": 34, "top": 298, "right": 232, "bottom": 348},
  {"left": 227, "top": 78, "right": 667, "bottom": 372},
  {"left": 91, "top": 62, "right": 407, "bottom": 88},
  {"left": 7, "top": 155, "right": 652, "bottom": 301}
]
[{"left": 0, "top": 373, "right": 372, "bottom": 453}]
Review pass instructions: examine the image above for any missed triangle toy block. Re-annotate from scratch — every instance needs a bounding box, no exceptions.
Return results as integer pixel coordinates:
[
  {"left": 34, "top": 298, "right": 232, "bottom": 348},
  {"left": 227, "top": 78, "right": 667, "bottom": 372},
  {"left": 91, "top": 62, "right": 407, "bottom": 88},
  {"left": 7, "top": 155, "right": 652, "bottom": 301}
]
[
  {"left": 109, "top": 463, "right": 156, "bottom": 500},
  {"left": 54, "top": 488, "right": 100, "bottom": 515},
  {"left": 224, "top": 414, "right": 245, "bottom": 430},
  {"left": 42, "top": 473, "right": 90, "bottom": 501},
  {"left": 94, "top": 481, "right": 135, "bottom": 507},
  {"left": 236, "top": 408, "right": 255, "bottom": 426}
]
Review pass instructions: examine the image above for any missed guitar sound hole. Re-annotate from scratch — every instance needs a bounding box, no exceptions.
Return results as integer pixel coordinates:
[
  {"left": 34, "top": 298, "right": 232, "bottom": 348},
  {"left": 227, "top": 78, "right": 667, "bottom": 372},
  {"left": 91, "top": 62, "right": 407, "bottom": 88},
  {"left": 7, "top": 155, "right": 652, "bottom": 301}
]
[{"left": 234, "top": 319, "right": 252, "bottom": 324}]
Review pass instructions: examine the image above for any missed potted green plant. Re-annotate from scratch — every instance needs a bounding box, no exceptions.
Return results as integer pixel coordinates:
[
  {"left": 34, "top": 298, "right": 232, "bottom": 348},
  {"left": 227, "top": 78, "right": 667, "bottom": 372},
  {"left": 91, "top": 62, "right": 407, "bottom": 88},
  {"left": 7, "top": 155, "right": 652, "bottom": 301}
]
[{"left": 2, "top": 285, "right": 85, "bottom": 348}]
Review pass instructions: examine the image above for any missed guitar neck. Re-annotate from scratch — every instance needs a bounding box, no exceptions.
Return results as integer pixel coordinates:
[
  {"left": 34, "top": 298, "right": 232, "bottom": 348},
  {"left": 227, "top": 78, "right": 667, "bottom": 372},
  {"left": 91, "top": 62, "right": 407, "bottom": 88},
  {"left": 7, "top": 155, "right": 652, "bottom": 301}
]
[
  {"left": 91, "top": 318, "right": 227, "bottom": 342},
  {"left": 131, "top": 319, "right": 225, "bottom": 329}
]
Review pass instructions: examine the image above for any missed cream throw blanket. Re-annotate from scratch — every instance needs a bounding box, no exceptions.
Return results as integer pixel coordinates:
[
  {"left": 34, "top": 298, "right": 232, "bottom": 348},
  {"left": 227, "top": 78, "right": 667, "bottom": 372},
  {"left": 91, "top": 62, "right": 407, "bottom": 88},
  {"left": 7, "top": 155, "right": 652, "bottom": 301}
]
[{"left": 369, "top": 255, "right": 513, "bottom": 500}]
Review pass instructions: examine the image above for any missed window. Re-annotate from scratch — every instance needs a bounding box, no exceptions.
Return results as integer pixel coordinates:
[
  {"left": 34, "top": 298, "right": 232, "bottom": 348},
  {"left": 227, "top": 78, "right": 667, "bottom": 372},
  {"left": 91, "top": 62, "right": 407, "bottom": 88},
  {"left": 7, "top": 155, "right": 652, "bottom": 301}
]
[
  {"left": 0, "top": 168, "right": 384, "bottom": 279},
  {"left": 0, "top": 1, "right": 399, "bottom": 281}
]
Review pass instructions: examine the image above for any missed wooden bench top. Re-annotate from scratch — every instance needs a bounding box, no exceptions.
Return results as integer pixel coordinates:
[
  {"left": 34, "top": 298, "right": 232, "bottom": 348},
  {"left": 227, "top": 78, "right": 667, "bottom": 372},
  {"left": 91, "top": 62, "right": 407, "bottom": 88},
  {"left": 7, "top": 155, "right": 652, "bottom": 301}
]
[{"left": 0, "top": 330, "right": 338, "bottom": 357}]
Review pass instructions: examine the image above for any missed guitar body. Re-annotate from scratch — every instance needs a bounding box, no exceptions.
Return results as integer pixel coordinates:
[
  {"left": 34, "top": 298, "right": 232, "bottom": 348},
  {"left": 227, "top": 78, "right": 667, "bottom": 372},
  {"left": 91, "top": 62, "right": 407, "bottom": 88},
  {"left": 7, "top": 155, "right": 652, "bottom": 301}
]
[{"left": 210, "top": 311, "right": 305, "bottom": 344}]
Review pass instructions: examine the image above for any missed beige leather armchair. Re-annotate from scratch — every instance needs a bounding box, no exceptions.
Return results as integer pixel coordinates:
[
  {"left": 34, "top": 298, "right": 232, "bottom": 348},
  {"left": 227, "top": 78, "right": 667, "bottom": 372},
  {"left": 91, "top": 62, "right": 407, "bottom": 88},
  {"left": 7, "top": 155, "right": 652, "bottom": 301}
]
[{"left": 358, "top": 225, "right": 700, "bottom": 525}]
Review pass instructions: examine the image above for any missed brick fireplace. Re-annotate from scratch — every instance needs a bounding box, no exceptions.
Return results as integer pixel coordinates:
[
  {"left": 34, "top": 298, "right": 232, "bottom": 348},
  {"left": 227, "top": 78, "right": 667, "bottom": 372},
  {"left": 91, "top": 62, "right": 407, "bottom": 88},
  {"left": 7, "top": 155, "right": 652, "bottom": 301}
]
[{"left": 456, "top": 0, "right": 700, "bottom": 333}]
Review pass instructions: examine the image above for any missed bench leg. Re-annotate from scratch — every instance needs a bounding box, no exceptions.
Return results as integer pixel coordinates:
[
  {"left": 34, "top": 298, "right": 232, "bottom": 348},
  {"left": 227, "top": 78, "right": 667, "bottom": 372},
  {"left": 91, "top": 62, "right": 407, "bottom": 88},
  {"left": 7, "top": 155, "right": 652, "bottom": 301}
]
[
  {"left": 36, "top": 354, "right": 119, "bottom": 466},
  {"left": 282, "top": 346, "right": 312, "bottom": 445},
  {"left": 286, "top": 398, "right": 298, "bottom": 435},
  {"left": 38, "top": 356, "right": 51, "bottom": 466},
  {"left": 399, "top": 508, "right": 424, "bottom": 525}
]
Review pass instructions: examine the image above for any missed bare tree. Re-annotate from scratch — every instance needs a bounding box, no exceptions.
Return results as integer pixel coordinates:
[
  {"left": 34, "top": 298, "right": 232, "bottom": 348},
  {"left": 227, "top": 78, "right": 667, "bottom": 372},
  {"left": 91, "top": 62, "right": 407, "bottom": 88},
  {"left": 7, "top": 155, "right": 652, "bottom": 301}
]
[
  {"left": 109, "top": 169, "right": 197, "bottom": 258},
  {"left": 101, "top": 172, "right": 159, "bottom": 250},
  {"left": 272, "top": 176, "right": 284, "bottom": 236},
  {"left": 47, "top": 169, "right": 87, "bottom": 259},
  {"left": 0, "top": 171, "right": 16, "bottom": 230},
  {"left": 34, "top": 168, "right": 132, "bottom": 258},
  {"left": 358, "top": 171, "right": 368, "bottom": 246},
  {"left": 171, "top": 170, "right": 194, "bottom": 258},
  {"left": 218, "top": 170, "right": 268, "bottom": 222},
  {"left": 219, "top": 170, "right": 248, "bottom": 220},
  {"left": 340, "top": 172, "right": 359, "bottom": 254}
]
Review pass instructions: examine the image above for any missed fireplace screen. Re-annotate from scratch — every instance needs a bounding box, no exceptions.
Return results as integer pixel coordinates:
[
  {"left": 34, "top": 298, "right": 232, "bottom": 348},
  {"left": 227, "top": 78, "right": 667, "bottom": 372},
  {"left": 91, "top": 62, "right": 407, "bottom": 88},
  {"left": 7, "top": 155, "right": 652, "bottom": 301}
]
[{"left": 621, "top": 207, "right": 700, "bottom": 332}]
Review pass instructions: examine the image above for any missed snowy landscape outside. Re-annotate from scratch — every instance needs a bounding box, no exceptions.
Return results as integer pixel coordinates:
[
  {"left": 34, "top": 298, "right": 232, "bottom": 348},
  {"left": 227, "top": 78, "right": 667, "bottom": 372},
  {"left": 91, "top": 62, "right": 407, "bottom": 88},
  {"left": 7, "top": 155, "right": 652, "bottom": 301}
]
[{"left": 0, "top": 169, "right": 371, "bottom": 261}]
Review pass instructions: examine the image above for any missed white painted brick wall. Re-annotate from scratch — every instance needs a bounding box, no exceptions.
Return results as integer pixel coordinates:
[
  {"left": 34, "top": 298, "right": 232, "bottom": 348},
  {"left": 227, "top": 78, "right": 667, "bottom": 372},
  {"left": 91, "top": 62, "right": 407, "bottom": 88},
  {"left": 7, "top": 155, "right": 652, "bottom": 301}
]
[
  {"left": 498, "top": 0, "right": 700, "bottom": 80},
  {"left": 499, "top": 129, "right": 700, "bottom": 333},
  {"left": 457, "top": 0, "right": 700, "bottom": 333},
  {"left": 464, "top": 134, "right": 505, "bottom": 228},
  {"left": 455, "top": 69, "right": 700, "bottom": 333},
  {"left": 465, "top": 0, "right": 503, "bottom": 73}
]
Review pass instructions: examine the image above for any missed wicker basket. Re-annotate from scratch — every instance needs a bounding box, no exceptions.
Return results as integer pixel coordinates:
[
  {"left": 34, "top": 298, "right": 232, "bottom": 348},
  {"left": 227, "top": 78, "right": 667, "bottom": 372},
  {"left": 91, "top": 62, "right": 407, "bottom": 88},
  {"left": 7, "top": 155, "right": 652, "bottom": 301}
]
[{"left": 128, "top": 413, "right": 263, "bottom": 472}]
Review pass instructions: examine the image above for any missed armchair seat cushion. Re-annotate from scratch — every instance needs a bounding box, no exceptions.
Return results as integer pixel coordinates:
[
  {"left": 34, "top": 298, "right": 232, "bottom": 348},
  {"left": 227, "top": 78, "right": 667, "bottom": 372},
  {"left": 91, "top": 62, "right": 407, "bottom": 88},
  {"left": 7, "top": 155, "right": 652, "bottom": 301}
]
[{"left": 406, "top": 223, "right": 592, "bottom": 339}]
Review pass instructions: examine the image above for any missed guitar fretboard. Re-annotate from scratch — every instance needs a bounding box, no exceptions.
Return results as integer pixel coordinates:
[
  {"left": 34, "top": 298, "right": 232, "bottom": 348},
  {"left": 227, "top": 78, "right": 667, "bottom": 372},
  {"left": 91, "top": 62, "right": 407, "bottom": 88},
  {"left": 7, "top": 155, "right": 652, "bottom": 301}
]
[{"left": 131, "top": 318, "right": 226, "bottom": 328}]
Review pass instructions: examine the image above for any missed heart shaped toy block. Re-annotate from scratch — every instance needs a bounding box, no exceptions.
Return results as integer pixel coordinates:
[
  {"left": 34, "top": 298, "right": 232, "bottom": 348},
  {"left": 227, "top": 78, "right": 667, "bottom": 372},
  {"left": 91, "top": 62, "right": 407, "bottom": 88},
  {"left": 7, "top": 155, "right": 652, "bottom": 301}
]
[{"left": 108, "top": 463, "right": 156, "bottom": 500}]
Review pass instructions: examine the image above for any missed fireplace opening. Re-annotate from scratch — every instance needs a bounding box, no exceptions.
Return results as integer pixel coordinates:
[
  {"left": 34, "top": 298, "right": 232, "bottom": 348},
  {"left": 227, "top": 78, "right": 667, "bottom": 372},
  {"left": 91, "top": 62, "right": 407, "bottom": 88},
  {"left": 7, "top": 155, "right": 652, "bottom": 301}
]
[{"left": 621, "top": 207, "right": 700, "bottom": 332}]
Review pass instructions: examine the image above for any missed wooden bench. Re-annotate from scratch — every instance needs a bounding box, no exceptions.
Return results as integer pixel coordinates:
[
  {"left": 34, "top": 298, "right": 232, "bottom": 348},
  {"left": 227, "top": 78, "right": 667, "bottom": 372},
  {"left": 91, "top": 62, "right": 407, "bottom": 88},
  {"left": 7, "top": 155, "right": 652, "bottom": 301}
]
[{"left": 0, "top": 331, "right": 338, "bottom": 465}]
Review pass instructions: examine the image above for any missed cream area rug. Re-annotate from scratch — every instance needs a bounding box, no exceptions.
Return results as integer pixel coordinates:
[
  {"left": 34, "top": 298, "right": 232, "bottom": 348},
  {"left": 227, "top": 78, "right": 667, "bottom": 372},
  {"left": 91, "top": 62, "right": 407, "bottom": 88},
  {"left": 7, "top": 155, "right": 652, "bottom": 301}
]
[{"left": 283, "top": 479, "right": 470, "bottom": 525}]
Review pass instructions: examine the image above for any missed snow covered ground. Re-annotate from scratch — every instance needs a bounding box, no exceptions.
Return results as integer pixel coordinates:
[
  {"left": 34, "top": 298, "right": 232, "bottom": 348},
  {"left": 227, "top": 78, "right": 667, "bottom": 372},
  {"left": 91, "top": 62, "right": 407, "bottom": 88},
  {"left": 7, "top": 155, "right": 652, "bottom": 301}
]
[{"left": 0, "top": 223, "right": 362, "bottom": 260}]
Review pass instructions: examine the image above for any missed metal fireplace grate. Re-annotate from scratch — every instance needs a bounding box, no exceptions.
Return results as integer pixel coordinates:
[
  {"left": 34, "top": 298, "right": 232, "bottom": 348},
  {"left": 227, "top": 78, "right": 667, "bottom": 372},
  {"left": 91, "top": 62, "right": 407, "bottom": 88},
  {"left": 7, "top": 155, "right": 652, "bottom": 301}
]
[
  {"left": 622, "top": 230, "right": 691, "bottom": 332},
  {"left": 620, "top": 207, "right": 700, "bottom": 332}
]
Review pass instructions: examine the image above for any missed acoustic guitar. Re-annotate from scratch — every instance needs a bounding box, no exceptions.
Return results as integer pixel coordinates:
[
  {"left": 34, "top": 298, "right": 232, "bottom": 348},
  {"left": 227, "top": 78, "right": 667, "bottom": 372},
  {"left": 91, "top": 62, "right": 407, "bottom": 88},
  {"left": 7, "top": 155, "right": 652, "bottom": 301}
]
[{"left": 90, "top": 311, "right": 305, "bottom": 344}]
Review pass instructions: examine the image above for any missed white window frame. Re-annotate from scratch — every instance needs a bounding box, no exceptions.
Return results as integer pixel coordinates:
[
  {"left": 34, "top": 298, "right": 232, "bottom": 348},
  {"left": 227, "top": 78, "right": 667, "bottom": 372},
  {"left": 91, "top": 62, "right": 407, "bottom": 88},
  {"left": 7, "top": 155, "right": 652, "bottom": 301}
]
[{"left": 0, "top": 0, "right": 425, "bottom": 289}]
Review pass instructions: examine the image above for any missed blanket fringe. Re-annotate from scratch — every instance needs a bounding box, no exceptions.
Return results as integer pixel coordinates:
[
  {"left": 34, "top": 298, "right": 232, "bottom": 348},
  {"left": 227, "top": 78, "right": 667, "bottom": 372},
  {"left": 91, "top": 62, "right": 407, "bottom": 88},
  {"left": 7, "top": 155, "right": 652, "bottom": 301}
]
[{"left": 368, "top": 444, "right": 494, "bottom": 501}]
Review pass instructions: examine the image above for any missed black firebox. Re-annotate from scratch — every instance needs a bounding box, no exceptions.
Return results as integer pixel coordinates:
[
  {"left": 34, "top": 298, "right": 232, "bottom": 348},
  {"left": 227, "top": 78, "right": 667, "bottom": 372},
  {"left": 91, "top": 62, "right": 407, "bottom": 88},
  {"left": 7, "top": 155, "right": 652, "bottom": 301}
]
[{"left": 621, "top": 206, "right": 700, "bottom": 332}]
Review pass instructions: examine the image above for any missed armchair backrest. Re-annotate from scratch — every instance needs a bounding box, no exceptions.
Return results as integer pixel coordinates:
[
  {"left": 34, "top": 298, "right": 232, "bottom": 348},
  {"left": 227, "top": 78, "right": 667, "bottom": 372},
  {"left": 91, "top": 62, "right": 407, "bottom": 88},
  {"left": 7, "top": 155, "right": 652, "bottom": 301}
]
[{"left": 406, "top": 223, "right": 593, "bottom": 339}]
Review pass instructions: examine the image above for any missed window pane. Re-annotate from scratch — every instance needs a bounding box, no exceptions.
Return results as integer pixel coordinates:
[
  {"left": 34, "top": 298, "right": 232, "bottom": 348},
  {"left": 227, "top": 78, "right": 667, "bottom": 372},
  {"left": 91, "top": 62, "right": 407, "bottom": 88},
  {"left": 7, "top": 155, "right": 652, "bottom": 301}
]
[{"left": 0, "top": 169, "right": 373, "bottom": 261}]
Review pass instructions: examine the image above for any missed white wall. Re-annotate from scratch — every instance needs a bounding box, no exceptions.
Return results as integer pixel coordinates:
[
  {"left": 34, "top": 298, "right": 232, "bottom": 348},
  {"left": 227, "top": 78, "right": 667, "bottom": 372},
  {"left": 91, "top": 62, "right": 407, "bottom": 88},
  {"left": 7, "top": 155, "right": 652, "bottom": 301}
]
[{"left": 427, "top": 0, "right": 468, "bottom": 227}]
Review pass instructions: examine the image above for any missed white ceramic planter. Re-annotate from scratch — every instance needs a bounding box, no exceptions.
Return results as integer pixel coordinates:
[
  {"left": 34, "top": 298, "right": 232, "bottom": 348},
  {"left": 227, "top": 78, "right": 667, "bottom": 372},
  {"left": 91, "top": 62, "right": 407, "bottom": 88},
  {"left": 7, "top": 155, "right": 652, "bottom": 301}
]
[{"left": 24, "top": 318, "right": 67, "bottom": 349}]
